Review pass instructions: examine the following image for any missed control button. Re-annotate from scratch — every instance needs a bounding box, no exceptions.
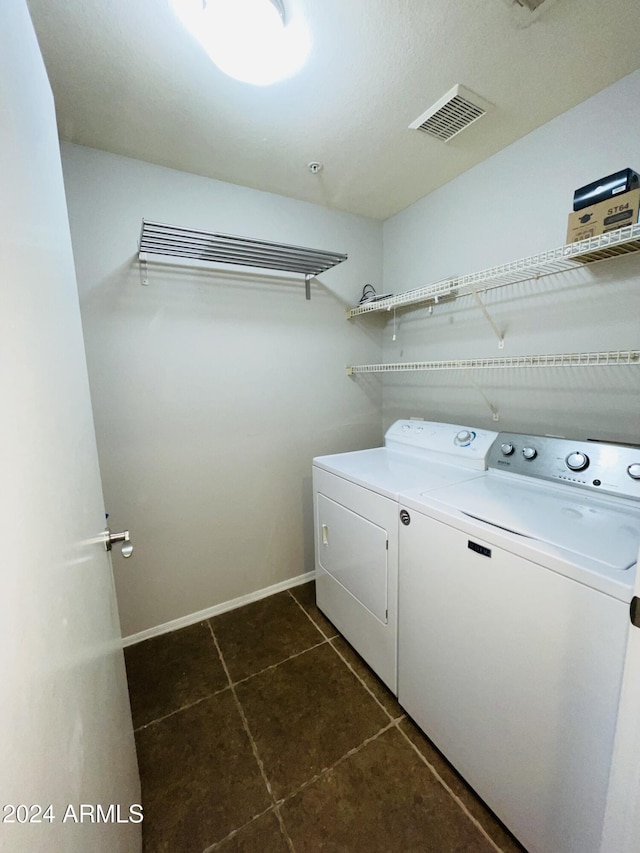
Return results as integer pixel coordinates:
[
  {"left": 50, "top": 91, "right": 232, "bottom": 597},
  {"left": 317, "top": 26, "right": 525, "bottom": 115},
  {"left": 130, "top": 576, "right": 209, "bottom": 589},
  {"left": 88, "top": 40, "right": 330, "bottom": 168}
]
[
  {"left": 522, "top": 447, "right": 537, "bottom": 460},
  {"left": 401, "top": 424, "right": 411, "bottom": 431},
  {"left": 628, "top": 463, "right": 640, "bottom": 480},
  {"left": 500, "top": 443, "right": 514, "bottom": 456},
  {"left": 455, "top": 430, "right": 476, "bottom": 446},
  {"left": 566, "top": 451, "right": 589, "bottom": 472}
]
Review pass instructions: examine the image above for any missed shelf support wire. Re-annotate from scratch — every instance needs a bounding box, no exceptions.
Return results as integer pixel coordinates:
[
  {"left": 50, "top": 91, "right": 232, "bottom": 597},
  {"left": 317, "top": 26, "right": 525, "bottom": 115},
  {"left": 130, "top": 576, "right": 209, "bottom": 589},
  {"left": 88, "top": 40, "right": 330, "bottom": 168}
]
[
  {"left": 470, "top": 378, "right": 500, "bottom": 422},
  {"left": 471, "top": 287, "right": 504, "bottom": 348}
]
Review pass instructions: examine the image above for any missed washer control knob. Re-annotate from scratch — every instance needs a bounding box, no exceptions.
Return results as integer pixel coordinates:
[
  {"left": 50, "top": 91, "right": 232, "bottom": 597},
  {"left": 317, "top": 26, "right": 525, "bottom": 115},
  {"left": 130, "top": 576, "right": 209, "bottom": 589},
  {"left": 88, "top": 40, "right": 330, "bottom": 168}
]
[
  {"left": 500, "top": 443, "right": 514, "bottom": 456},
  {"left": 522, "top": 447, "right": 537, "bottom": 460},
  {"left": 566, "top": 451, "right": 589, "bottom": 472},
  {"left": 628, "top": 463, "right": 640, "bottom": 480},
  {"left": 455, "top": 430, "right": 475, "bottom": 446}
]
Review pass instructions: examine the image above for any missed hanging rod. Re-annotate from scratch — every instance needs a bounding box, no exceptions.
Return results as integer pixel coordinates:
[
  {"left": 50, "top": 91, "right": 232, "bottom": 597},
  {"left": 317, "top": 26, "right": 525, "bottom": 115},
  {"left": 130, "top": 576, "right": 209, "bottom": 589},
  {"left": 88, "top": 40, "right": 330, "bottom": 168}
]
[
  {"left": 346, "top": 223, "right": 640, "bottom": 318},
  {"left": 346, "top": 350, "right": 640, "bottom": 375},
  {"left": 139, "top": 220, "right": 348, "bottom": 280}
]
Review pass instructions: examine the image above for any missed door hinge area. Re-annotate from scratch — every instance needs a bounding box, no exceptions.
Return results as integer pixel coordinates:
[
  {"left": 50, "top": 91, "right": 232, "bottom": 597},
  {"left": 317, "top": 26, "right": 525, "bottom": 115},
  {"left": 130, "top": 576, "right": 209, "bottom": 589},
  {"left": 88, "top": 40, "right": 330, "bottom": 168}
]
[{"left": 631, "top": 597, "right": 640, "bottom": 629}]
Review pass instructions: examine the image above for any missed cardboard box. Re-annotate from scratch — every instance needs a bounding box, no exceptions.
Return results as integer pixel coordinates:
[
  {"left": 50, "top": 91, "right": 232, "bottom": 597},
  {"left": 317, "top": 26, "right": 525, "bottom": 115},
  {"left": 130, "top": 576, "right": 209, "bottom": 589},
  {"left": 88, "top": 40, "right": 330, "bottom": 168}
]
[{"left": 566, "top": 187, "right": 640, "bottom": 243}]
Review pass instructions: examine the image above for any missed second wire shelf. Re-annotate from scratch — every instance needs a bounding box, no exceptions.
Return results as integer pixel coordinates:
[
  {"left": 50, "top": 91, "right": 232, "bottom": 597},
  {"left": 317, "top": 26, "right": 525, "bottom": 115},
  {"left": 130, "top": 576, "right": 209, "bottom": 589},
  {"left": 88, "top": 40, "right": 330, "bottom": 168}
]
[{"left": 346, "top": 350, "right": 640, "bottom": 375}]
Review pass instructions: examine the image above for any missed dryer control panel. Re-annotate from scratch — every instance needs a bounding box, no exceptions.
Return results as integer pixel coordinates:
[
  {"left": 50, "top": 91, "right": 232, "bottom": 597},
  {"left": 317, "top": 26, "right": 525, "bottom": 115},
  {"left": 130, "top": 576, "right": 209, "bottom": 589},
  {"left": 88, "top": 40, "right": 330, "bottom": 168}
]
[
  {"left": 385, "top": 420, "right": 498, "bottom": 470},
  {"left": 489, "top": 432, "right": 640, "bottom": 500}
]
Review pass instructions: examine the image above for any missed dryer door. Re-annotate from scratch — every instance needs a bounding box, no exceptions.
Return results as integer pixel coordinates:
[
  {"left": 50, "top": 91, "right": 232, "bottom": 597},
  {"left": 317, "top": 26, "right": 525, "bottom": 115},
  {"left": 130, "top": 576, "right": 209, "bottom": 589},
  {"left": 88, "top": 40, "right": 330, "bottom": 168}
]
[{"left": 317, "top": 493, "right": 388, "bottom": 623}]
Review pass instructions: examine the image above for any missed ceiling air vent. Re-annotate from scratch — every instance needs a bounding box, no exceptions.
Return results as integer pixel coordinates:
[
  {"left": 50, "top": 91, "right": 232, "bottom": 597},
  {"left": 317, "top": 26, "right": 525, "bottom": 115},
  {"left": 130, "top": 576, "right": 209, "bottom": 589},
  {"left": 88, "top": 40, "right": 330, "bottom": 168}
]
[{"left": 409, "top": 84, "right": 493, "bottom": 142}]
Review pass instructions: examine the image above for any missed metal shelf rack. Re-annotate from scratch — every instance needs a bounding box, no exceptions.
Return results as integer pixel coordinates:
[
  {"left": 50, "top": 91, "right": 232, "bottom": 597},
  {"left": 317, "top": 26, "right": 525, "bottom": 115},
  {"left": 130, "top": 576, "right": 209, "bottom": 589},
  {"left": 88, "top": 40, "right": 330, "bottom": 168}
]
[
  {"left": 138, "top": 220, "right": 348, "bottom": 299},
  {"left": 346, "top": 223, "right": 640, "bottom": 321}
]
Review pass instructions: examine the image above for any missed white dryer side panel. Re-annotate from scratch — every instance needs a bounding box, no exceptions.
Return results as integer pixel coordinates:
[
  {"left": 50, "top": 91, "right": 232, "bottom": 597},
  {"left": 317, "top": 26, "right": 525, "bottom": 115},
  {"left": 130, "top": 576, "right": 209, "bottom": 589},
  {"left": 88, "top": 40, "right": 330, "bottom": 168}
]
[{"left": 313, "top": 466, "right": 398, "bottom": 693}]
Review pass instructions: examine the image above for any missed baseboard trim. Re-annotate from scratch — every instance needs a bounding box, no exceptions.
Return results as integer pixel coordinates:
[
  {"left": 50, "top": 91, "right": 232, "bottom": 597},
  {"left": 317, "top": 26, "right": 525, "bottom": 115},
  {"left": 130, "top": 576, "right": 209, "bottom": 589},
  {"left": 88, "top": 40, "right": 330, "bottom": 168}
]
[{"left": 122, "top": 570, "right": 315, "bottom": 647}]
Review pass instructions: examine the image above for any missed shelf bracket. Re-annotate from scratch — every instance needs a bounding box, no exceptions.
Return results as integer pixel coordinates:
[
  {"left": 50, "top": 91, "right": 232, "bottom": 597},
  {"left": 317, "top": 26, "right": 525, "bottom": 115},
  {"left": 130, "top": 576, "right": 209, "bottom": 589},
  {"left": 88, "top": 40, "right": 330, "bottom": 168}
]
[
  {"left": 305, "top": 274, "right": 312, "bottom": 301},
  {"left": 139, "top": 252, "right": 149, "bottom": 286},
  {"left": 472, "top": 288, "right": 504, "bottom": 348}
]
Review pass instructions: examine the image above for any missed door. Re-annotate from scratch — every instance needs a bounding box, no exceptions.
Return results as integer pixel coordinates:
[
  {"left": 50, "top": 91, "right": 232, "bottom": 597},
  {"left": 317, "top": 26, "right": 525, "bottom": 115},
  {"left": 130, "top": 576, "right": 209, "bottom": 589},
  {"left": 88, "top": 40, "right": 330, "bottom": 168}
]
[
  {"left": 316, "top": 493, "right": 388, "bottom": 623},
  {"left": 0, "top": 2, "right": 140, "bottom": 852},
  {"left": 313, "top": 466, "right": 398, "bottom": 692}
]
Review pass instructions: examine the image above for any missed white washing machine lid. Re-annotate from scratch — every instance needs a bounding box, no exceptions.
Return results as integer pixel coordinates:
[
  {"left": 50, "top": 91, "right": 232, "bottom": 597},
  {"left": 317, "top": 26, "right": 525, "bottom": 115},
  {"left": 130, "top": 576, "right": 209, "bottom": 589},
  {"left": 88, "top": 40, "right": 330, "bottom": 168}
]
[
  {"left": 313, "top": 448, "right": 487, "bottom": 500},
  {"left": 403, "top": 472, "right": 640, "bottom": 576}
]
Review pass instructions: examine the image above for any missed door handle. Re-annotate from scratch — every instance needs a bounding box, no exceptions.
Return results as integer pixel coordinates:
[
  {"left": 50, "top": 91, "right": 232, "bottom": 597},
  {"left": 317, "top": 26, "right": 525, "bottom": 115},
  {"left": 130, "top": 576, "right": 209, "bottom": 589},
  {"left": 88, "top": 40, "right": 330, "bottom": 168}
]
[
  {"left": 322, "top": 524, "right": 329, "bottom": 546},
  {"left": 104, "top": 528, "right": 133, "bottom": 559}
]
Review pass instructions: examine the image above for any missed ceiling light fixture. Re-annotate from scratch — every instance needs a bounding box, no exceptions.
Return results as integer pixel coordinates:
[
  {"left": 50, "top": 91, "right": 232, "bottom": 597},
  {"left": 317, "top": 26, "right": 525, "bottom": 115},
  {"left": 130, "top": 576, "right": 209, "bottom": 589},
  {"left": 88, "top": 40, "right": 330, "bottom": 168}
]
[{"left": 170, "top": 0, "right": 311, "bottom": 86}]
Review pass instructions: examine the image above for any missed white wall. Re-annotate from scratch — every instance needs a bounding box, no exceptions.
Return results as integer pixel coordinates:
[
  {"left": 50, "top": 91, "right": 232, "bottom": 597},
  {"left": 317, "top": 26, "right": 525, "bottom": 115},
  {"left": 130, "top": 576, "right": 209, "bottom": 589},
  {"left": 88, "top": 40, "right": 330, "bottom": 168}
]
[
  {"left": 381, "top": 70, "right": 640, "bottom": 442},
  {"left": 62, "top": 144, "right": 383, "bottom": 638}
]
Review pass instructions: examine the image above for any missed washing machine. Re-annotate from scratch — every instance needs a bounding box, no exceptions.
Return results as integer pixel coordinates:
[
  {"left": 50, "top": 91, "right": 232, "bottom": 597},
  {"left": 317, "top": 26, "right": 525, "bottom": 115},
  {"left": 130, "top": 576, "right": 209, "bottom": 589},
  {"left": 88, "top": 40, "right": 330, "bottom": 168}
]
[
  {"left": 312, "top": 419, "right": 498, "bottom": 693},
  {"left": 398, "top": 431, "right": 640, "bottom": 853}
]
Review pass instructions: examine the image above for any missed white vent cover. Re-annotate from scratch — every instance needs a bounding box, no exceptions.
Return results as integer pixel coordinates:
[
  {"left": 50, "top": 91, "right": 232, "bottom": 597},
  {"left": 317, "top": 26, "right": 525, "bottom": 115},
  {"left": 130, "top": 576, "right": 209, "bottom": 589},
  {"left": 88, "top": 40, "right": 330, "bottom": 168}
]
[{"left": 409, "top": 84, "right": 493, "bottom": 141}]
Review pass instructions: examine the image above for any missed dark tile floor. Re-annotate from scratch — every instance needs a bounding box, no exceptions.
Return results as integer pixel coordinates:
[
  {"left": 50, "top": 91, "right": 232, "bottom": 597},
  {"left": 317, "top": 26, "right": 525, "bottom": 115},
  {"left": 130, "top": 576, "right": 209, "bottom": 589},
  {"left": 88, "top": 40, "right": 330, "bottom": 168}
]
[{"left": 124, "top": 582, "right": 526, "bottom": 853}]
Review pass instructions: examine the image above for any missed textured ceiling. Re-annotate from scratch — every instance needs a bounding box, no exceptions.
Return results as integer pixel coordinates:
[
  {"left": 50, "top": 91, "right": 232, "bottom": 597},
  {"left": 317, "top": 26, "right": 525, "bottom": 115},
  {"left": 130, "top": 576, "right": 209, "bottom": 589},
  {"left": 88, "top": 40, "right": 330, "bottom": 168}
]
[{"left": 26, "top": 0, "right": 640, "bottom": 220}]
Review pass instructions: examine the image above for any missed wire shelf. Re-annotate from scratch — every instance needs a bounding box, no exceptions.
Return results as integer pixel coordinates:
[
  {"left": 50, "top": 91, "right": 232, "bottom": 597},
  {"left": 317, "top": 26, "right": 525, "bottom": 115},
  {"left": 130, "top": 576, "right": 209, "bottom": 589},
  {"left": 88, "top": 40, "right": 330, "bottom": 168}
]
[
  {"left": 346, "top": 224, "right": 640, "bottom": 318},
  {"left": 346, "top": 350, "right": 640, "bottom": 375},
  {"left": 139, "top": 220, "right": 348, "bottom": 278}
]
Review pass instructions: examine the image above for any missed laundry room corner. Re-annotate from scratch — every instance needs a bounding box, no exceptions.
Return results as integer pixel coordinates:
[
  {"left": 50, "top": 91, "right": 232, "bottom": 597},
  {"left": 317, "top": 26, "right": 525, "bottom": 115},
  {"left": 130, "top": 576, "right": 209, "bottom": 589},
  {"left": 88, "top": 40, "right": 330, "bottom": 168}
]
[
  {"left": 60, "top": 143, "right": 384, "bottom": 638},
  {"left": 381, "top": 70, "right": 640, "bottom": 443}
]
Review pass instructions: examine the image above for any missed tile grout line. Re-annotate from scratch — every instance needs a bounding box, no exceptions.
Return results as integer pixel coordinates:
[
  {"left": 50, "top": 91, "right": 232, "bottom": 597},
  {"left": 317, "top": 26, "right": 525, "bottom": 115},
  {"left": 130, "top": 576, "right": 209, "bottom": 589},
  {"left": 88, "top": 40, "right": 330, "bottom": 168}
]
[
  {"left": 287, "top": 588, "right": 339, "bottom": 641},
  {"left": 395, "top": 720, "right": 507, "bottom": 853},
  {"left": 327, "top": 636, "right": 402, "bottom": 723},
  {"left": 200, "top": 804, "right": 273, "bottom": 853},
  {"left": 230, "top": 637, "right": 329, "bottom": 690},
  {"left": 275, "top": 718, "right": 399, "bottom": 806},
  {"left": 207, "top": 621, "right": 297, "bottom": 853},
  {"left": 132, "top": 685, "right": 231, "bottom": 733}
]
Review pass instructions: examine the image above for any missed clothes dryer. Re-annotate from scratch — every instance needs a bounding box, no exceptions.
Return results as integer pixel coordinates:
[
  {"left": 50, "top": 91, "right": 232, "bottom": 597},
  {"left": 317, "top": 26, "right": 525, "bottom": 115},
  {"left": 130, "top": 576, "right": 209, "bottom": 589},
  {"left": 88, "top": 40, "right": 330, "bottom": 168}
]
[{"left": 312, "top": 419, "right": 497, "bottom": 693}]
